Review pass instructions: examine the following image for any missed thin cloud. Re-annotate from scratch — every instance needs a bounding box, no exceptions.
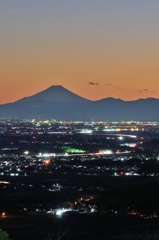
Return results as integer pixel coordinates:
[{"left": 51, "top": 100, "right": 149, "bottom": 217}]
[
  {"left": 139, "top": 89, "right": 154, "bottom": 93},
  {"left": 88, "top": 82, "right": 100, "bottom": 86}
]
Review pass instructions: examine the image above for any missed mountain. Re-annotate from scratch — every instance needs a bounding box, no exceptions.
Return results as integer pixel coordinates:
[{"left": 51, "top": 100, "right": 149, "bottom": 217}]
[
  {"left": 15, "top": 85, "right": 90, "bottom": 103},
  {"left": 0, "top": 85, "right": 159, "bottom": 121}
]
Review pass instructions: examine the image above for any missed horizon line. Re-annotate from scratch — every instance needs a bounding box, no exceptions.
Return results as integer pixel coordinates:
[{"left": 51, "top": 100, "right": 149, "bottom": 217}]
[{"left": 0, "top": 85, "right": 158, "bottom": 105}]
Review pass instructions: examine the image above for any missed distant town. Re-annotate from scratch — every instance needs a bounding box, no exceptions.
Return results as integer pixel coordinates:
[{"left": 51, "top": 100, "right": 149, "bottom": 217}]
[
  {"left": 1, "top": 118, "right": 159, "bottom": 239},
  {"left": 1, "top": 118, "right": 159, "bottom": 176}
]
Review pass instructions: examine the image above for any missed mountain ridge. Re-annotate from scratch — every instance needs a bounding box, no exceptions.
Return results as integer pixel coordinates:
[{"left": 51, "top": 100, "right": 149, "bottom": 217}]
[{"left": 0, "top": 85, "right": 159, "bottom": 121}]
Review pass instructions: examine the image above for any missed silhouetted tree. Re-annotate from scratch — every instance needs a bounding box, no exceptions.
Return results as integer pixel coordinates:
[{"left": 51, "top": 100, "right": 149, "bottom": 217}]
[{"left": 0, "top": 229, "right": 10, "bottom": 240}]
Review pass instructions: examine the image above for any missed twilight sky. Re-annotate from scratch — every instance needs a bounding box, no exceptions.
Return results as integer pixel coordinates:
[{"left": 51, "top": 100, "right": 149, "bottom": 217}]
[{"left": 0, "top": 0, "right": 159, "bottom": 103}]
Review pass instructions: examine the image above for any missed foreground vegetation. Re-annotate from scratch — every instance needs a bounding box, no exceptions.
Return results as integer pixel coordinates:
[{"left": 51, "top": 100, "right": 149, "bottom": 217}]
[{"left": 0, "top": 229, "right": 10, "bottom": 240}]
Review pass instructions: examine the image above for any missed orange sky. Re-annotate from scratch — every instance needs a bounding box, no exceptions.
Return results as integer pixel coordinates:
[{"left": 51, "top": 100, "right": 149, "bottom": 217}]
[{"left": 0, "top": 1, "right": 159, "bottom": 104}]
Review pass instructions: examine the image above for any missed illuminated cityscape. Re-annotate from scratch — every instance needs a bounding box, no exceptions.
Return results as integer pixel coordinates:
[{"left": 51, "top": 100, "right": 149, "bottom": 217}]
[{"left": 1, "top": 119, "right": 159, "bottom": 239}]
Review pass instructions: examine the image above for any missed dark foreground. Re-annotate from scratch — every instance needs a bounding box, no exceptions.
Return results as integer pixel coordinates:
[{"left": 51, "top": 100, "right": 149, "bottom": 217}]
[
  {"left": 1, "top": 174, "right": 159, "bottom": 239},
  {"left": 1, "top": 213, "right": 159, "bottom": 240}
]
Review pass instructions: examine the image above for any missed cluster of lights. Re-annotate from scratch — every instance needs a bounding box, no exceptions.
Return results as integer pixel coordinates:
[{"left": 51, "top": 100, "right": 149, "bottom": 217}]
[
  {"left": 80, "top": 129, "right": 92, "bottom": 134},
  {"left": 55, "top": 208, "right": 72, "bottom": 217}
]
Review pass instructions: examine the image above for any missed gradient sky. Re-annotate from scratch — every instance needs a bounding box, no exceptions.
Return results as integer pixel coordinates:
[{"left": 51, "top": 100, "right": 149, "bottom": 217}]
[{"left": 1, "top": 0, "right": 159, "bottom": 103}]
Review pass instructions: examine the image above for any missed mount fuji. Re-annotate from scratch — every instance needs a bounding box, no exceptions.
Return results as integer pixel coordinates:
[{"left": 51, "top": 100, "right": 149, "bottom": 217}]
[{"left": 0, "top": 85, "right": 159, "bottom": 121}]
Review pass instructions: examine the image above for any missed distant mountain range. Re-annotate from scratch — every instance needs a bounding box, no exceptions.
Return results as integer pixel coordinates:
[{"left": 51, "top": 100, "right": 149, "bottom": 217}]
[{"left": 0, "top": 85, "right": 159, "bottom": 121}]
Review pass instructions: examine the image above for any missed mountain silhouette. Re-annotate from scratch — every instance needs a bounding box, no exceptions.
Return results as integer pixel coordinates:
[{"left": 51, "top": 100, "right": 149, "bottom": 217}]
[
  {"left": 16, "top": 85, "right": 90, "bottom": 103},
  {"left": 0, "top": 85, "right": 159, "bottom": 121}
]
